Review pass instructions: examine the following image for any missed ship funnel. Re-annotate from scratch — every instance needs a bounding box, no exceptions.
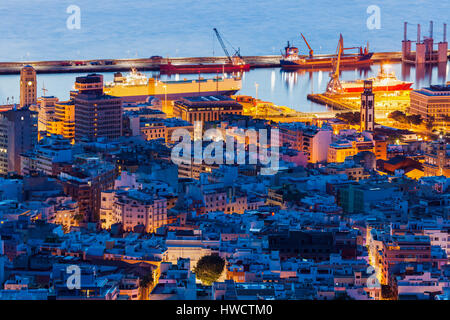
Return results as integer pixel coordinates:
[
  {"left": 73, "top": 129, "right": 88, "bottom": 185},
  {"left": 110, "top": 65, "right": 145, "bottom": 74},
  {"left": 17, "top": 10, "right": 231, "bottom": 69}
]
[{"left": 417, "top": 24, "right": 421, "bottom": 43}]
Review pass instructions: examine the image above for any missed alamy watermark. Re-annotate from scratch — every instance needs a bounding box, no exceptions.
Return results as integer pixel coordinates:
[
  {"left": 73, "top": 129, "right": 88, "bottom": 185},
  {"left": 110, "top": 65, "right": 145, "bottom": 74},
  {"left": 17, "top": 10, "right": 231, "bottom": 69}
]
[
  {"left": 170, "top": 122, "right": 280, "bottom": 175},
  {"left": 66, "top": 265, "right": 81, "bottom": 289},
  {"left": 66, "top": 5, "right": 81, "bottom": 30},
  {"left": 366, "top": 5, "right": 381, "bottom": 30}
]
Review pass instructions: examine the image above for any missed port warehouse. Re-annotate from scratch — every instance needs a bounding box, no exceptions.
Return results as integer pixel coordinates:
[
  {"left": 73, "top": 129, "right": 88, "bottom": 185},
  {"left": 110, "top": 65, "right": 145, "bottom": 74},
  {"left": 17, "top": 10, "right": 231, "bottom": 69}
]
[{"left": 0, "top": 51, "right": 445, "bottom": 75}]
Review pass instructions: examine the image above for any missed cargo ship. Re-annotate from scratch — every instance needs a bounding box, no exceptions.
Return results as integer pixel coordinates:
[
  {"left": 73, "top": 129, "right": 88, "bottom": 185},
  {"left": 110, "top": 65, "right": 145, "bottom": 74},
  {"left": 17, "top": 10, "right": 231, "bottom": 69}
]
[
  {"left": 103, "top": 68, "right": 242, "bottom": 102},
  {"left": 280, "top": 34, "right": 373, "bottom": 70},
  {"left": 340, "top": 66, "right": 413, "bottom": 93}
]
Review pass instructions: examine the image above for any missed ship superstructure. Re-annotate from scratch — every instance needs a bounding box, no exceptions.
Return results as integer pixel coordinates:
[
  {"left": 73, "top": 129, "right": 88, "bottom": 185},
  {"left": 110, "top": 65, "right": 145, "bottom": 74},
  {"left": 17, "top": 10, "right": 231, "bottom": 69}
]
[{"left": 104, "top": 68, "right": 242, "bottom": 102}]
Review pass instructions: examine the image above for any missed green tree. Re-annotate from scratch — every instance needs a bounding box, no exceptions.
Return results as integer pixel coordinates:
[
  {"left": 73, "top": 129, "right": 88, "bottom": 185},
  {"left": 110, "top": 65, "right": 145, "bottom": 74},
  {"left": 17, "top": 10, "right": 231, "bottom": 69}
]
[
  {"left": 194, "top": 255, "right": 225, "bottom": 285},
  {"left": 336, "top": 112, "right": 361, "bottom": 125},
  {"left": 388, "top": 111, "right": 408, "bottom": 124},
  {"left": 406, "top": 114, "right": 422, "bottom": 126},
  {"left": 425, "top": 118, "right": 434, "bottom": 131}
]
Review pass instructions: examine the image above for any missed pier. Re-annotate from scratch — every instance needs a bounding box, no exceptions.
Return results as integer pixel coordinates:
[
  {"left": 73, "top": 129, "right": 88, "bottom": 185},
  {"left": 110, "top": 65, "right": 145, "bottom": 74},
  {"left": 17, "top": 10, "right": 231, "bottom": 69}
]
[
  {"left": 0, "top": 51, "right": 443, "bottom": 75},
  {"left": 307, "top": 90, "right": 411, "bottom": 115}
]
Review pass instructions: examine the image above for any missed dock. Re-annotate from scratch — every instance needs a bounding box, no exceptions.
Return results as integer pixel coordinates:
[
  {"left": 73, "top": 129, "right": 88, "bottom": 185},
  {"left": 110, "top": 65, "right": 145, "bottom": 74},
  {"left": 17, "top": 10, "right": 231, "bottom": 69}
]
[
  {"left": 308, "top": 90, "right": 411, "bottom": 116},
  {"left": 0, "top": 50, "right": 442, "bottom": 75},
  {"left": 307, "top": 93, "right": 357, "bottom": 111}
]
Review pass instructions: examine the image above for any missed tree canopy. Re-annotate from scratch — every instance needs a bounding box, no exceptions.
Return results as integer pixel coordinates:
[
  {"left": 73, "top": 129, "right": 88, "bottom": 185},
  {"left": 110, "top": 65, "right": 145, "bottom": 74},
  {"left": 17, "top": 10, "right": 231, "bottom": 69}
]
[
  {"left": 194, "top": 255, "right": 225, "bottom": 285},
  {"left": 336, "top": 112, "right": 361, "bottom": 125},
  {"left": 388, "top": 111, "right": 422, "bottom": 126}
]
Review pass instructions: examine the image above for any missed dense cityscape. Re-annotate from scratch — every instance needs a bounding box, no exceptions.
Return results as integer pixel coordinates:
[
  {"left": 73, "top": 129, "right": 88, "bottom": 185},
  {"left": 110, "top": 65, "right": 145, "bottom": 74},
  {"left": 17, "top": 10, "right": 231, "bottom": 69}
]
[{"left": 0, "top": 4, "right": 449, "bottom": 305}]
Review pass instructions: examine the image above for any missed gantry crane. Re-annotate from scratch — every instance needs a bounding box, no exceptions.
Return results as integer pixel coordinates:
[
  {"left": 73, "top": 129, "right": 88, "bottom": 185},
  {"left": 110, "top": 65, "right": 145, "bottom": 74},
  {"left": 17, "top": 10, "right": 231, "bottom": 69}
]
[{"left": 300, "top": 33, "right": 314, "bottom": 58}]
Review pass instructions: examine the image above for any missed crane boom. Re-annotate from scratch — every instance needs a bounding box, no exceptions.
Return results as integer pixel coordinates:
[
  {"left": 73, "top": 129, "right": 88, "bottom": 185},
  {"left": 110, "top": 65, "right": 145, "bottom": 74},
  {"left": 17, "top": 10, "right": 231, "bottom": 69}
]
[
  {"left": 300, "top": 33, "right": 314, "bottom": 58},
  {"left": 213, "top": 28, "right": 232, "bottom": 63},
  {"left": 326, "top": 34, "right": 343, "bottom": 93}
]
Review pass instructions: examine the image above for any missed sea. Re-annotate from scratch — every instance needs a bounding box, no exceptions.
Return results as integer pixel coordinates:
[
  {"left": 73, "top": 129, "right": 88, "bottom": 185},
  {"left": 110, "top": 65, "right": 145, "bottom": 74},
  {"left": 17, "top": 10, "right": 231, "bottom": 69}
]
[{"left": 0, "top": 0, "right": 449, "bottom": 111}]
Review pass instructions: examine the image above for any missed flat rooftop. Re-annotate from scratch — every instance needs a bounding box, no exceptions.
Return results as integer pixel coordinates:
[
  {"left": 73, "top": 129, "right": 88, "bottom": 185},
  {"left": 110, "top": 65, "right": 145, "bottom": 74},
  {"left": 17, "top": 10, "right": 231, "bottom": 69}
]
[{"left": 183, "top": 95, "right": 234, "bottom": 103}]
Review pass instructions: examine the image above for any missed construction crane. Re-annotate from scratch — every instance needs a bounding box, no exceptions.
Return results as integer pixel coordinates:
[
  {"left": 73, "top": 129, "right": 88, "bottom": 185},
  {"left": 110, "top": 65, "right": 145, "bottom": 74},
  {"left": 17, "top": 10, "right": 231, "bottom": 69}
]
[
  {"left": 326, "top": 34, "right": 344, "bottom": 94},
  {"left": 300, "top": 33, "right": 314, "bottom": 58},
  {"left": 213, "top": 28, "right": 243, "bottom": 64}
]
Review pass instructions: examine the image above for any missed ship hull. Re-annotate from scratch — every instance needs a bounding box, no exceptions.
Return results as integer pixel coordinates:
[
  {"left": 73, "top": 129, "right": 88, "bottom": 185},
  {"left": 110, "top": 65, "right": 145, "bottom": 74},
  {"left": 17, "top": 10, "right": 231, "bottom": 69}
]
[
  {"left": 280, "top": 53, "right": 373, "bottom": 69},
  {"left": 160, "top": 63, "right": 250, "bottom": 74},
  {"left": 110, "top": 90, "right": 240, "bottom": 103},
  {"left": 342, "top": 83, "right": 413, "bottom": 93}
]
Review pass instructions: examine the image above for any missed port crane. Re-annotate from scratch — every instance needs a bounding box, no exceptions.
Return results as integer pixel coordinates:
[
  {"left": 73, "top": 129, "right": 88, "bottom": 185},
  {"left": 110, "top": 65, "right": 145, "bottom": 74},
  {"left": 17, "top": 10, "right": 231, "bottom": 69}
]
[
  {"left": 300, "top": 33, "right": 314, "bottom": 58},
  {"left": 213, "top": 28, "right": 243, "bottom": 64},
  {"left": 326, "top": 34, "right": 344, "bottom": 94}
]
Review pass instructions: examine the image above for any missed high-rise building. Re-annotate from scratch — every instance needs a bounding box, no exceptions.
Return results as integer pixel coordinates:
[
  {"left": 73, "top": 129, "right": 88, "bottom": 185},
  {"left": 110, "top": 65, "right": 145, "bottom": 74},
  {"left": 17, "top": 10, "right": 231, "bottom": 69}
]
[
  {"left": 20, "top": 65, "right": 37, "bottom": 108},
  {"left": 72, "top": 74, "right": 123, "bottom": 141},
  {"left": 0, "top": 107, "right": 38, "bottom": 175},
  {"left": 38, "top": 96, "right": 59, "bottom": 133},
  {"left": 360, "top": 80, "right": 375, "bottom": 132},
  {"left": 48, "top": 101, "right": 75, "bottom": 141}
]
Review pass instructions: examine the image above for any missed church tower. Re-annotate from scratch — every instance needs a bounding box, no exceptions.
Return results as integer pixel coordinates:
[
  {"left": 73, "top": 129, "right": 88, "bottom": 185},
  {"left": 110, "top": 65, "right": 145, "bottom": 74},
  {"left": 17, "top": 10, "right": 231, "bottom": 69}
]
[{"left": 360, "top": 80, "right": 374, "bottom": 132}]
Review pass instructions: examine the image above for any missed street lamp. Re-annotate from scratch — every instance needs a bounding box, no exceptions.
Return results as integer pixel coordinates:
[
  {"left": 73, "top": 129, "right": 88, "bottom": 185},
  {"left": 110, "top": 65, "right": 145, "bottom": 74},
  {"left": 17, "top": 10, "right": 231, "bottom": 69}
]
[
  {"left": 163, "top": 85, "right": 167, "bottom": 110},
  {"left": 255, "top": 82, "right": 259, "bottom": 116}
]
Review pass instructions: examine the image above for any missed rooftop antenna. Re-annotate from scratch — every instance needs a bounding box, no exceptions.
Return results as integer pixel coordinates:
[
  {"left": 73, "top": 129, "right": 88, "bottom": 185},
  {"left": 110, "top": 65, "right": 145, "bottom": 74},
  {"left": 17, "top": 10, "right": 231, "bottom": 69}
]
[{"left": 42, "top": 82, "right": 48, "bottom": 97}]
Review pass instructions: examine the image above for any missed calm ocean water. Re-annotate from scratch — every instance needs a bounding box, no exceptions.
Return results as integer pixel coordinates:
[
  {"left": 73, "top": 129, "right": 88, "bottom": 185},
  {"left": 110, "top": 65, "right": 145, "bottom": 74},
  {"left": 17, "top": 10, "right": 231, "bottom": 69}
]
[{"left": 0, "top": 0, "right": 448, "bottom": 111}]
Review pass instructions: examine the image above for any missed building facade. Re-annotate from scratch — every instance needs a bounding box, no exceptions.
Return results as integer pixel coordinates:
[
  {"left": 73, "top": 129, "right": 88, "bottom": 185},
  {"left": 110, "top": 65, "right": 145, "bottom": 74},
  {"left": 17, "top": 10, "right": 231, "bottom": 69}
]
[
  {"left": 73, "top": 74, "right": 123, "bottom": 141},
  {"left": 0, "top": 108, "right": 38, "bottom": 175},
  {"left": 20, "top": 65, "right": 37, "bottom": 108}
]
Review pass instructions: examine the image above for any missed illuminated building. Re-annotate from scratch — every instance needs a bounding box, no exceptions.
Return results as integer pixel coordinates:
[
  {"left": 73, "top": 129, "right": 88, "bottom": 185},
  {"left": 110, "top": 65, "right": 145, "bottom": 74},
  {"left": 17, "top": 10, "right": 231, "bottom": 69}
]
[
  {"left": 279, "top": 122, "right": 332, "bottom": 163},
  {"left": 0, "top": 107, "right": 38, "bottom": 175},
  {"left": 423, "top": 141, "right": 450, "bottom": 177},
  {"left": 72, "top": 74, "right": 123, "bottom": 141},
  {"left": 100, "top": 189, "right": 167, "bottom": 233},
  {"left": 409, "top": 84, "right": 450, "bottom": 127},
  {"left": 37, "top": 96, "right": 58, "bottom": 134},
  {"left": 59, "top": 159, "right": 116, "bottom": 222},
  {"left": 48, "top": 101, "right": 75, "bottom": 141},
  {"left": 20, "top": 65, "right": 37, "bottom": 108},
  {"left": 173, "top": 95, "right": 243, "bottom": 124}
]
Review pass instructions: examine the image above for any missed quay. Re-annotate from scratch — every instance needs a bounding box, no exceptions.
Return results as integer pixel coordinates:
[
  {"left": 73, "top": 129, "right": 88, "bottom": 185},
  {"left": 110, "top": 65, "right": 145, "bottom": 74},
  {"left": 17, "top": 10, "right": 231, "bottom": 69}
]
[
  {"left": 0, "top": 50, "right": 445, "bottom": 75},
  {"left": 307, "top": 90, "right": 411, "bottom": 114},
  {"left": 307, "top": 93, "right": 357, "bottom": 111}
]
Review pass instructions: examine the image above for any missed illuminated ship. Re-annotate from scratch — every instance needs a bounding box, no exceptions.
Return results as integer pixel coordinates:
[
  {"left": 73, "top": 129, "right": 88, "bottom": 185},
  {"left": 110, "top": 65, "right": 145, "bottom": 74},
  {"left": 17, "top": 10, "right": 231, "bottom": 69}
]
[
  {"left": 340, "top": 66, "right": 413, "bottom": 93},
  {"left": 103, "top": 68, "right": 242, "bottom": 102}
]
